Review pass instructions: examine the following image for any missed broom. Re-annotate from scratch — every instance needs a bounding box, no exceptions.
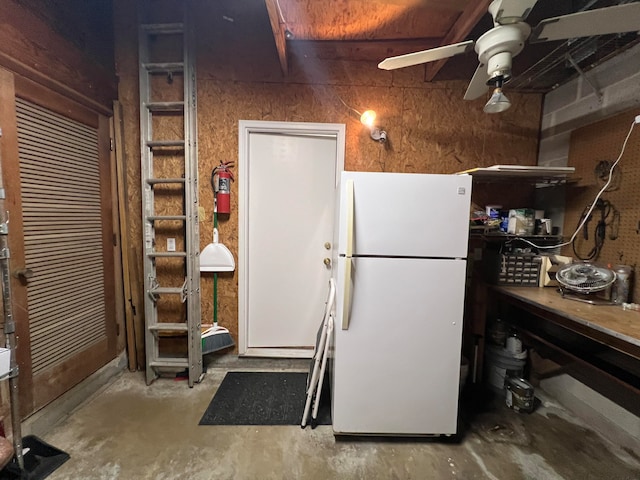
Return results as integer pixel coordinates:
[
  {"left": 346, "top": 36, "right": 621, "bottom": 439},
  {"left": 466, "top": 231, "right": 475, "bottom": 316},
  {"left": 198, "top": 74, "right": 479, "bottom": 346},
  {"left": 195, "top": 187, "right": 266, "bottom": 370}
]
[{"left": 201, "top": 199, "right": 235, "bottom": 355}]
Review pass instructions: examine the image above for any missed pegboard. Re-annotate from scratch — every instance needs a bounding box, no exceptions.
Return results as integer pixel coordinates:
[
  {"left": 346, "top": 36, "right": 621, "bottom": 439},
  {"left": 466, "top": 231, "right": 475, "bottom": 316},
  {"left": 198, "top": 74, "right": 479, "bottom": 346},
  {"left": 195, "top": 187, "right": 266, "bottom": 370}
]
[{"left": 563, "top": 109, "right": 640, "bottom": 302}]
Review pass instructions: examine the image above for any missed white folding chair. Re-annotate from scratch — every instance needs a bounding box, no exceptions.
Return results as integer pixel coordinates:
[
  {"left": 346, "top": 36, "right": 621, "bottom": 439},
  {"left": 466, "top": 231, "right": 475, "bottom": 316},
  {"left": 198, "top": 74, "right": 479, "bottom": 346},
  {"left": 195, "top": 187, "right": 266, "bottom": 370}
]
[{"left": 301, "top": 278, "right": 336, "bottom": 428}]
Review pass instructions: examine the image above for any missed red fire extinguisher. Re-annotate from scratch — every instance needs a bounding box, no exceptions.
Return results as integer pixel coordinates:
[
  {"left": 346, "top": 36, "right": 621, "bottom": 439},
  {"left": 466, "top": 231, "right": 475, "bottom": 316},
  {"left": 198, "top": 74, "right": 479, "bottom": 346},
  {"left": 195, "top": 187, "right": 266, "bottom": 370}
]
[{"left": 212, "top": 161, "right": 234, "bottom": 214}]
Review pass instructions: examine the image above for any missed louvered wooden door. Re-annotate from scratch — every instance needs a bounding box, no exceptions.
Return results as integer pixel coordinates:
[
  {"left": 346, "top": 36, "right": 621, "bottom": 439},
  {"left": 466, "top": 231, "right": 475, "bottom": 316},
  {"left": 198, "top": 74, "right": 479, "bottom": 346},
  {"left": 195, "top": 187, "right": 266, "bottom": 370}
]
[{"left": 13, "top": 97, "right": 116, "bottom": 414}]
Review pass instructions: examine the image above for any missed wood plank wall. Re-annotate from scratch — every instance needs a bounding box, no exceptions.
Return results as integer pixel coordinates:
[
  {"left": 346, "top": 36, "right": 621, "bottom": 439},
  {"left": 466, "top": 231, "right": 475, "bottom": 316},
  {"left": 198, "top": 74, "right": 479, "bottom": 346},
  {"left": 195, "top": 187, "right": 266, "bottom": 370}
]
[
  {"left": 563, "top": 110, "right": 640, "bottom": 302},
  {"left": 0, "top": 0, "right": 116, "bottom": 113},
  {"left": 114, "top": 0, "right": 543, "bottom": 352}
]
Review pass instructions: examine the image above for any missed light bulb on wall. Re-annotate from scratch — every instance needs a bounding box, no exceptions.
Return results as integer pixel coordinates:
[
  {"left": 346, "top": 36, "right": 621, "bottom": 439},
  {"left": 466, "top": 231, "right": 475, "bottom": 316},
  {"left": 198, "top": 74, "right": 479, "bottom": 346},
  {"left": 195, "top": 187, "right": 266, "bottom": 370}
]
[
  {"left": 360, "top": 109, "right": 387, "bottom": 143},
  {"left": 360, "top": 110, "right": 377, "bottom": 128}
]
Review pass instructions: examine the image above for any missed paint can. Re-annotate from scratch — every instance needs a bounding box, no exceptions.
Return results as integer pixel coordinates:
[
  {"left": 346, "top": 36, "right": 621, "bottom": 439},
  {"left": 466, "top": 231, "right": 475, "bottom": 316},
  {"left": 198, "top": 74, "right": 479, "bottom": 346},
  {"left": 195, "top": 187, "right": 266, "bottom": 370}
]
[{"left": 505, "top": 377, "right": 535, "bottom": 413}]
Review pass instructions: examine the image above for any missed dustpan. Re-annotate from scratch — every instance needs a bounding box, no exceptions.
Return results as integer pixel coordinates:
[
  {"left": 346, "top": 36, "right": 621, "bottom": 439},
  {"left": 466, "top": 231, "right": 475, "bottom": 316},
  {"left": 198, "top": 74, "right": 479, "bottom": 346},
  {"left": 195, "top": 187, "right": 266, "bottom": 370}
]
[{"left": 200, "top": 228, "right": 235, "bottom": 272}]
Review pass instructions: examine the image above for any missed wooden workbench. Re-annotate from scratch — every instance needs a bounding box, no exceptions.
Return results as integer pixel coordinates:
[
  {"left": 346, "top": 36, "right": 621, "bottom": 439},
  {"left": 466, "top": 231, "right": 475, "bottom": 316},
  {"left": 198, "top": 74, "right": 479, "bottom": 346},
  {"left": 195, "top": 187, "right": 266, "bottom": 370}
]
[
  {"left": 492, "top": 286, "right": 640, "bottom": 360},
  {"left": 489, "top": 285, "right": 640, "bottom": 415}
]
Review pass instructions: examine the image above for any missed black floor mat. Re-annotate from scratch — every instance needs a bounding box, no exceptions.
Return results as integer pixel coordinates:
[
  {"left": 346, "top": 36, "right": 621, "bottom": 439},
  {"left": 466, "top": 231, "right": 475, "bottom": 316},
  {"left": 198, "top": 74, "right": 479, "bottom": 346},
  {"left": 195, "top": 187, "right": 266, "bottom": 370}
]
[
  {"left": 199, "top": 371, "right": 331, "bottom": 426},
  {"left": 1, "top": 435, "right": 69, "bottom": 480}
]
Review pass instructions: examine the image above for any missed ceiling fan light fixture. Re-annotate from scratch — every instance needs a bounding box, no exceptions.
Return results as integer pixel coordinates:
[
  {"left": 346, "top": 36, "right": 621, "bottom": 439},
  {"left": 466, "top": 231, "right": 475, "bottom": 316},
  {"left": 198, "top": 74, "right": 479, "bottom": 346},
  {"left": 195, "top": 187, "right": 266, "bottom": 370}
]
[{"left": 484, "top": 87, "right": 511, "bottom": 114}]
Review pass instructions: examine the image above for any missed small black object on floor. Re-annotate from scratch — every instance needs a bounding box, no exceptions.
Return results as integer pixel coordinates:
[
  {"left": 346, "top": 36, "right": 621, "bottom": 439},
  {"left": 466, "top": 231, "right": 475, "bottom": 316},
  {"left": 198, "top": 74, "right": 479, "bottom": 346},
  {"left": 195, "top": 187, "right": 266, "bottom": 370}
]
[
  {"left": 1, "top": 435, "right": 70, "bottom": 480},
  {"left": 199, "top": 371, "right": 331, "bottom": 426}
]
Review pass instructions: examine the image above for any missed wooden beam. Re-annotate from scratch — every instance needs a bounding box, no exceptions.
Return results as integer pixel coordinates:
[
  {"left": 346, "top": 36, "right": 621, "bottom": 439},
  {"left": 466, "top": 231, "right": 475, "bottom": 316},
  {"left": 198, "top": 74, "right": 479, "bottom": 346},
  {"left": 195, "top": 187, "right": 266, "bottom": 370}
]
[
  {"left": 0, "top": 67, "right": 35, "bottom": 417},
  {"left": 290, "top": 38, "right": 442, "bottom": 63},
  {"left": 424, "top": 0, "right": 492, "bottom": 82},
  {"left": 264, "top": 0, "right": 289, "bottom": 75}
]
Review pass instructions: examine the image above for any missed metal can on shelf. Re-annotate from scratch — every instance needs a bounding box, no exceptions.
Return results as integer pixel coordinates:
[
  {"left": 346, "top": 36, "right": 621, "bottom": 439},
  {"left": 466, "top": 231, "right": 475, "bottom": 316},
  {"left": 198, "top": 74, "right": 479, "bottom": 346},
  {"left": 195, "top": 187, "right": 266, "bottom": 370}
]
[{"left": 611, "top": 265, "right": 632, "bottom": 305}]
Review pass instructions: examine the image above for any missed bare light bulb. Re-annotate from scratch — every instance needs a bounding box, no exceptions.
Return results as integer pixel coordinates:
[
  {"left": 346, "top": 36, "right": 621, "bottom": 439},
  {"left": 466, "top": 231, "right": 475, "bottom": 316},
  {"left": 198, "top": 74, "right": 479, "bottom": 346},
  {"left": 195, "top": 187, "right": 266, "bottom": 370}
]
[
  {"left": 360, "top": 110, "right": 377, "bottom": 128},
  {"left": 484, "top": 87, "right": 511, "bottom": 114}
]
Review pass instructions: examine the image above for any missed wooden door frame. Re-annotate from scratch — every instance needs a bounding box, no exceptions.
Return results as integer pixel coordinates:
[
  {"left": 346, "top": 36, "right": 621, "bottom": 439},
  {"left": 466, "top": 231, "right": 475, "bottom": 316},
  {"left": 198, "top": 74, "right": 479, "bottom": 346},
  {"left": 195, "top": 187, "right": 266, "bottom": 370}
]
[
  {"left": 0, "top": 68, "right": 117, "bottom": 417},
  {"left": 237, "top": 120, "right": 345, "bottom": 357}
]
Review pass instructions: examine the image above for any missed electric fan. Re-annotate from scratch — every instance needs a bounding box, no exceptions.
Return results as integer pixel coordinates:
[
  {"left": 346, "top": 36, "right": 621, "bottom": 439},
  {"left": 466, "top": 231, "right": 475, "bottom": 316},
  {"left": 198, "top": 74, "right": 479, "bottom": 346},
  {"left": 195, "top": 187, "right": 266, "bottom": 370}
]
[{"left": 556, "top": 262, "right": 616, "bottom": 304}]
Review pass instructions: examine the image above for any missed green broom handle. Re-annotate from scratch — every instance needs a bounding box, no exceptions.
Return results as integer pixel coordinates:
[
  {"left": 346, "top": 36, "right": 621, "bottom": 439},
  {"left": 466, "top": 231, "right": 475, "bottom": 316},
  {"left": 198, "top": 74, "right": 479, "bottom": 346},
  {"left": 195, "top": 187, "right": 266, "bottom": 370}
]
[
  {"left": 213, "top": 272, "right": 218, "bottom": 326},
  {"left": 213, "top": 205, "right": 218, "bottom": 326}
]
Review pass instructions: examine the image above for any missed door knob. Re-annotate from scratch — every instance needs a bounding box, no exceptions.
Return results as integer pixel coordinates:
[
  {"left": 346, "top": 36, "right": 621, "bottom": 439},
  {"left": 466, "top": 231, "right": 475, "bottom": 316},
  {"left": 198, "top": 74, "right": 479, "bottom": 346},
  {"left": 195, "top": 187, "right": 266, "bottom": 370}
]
[
  {"left": 323, "top": 258, "right": 331, "bottom": 267},
  {"left": 14, "top": 267, "right": 34, "bottom": 281}
]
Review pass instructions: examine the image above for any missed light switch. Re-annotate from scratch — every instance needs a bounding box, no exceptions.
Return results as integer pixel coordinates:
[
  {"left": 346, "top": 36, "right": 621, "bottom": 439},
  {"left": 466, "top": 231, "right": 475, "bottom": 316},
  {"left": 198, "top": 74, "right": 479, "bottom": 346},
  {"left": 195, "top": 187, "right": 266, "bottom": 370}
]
[{"left": 167, "top": 238, "right": 176, "bottom": 252}]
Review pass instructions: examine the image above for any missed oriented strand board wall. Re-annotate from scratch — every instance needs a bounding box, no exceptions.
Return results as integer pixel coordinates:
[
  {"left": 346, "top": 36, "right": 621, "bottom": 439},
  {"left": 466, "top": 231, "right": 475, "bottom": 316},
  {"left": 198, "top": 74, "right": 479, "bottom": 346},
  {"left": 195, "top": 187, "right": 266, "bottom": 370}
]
[
  {"left": 562, "top": 110, "right": 640, "bottom": 302},
  {"left": 114, "top": 0, "right": 542, "bottom": 352}
]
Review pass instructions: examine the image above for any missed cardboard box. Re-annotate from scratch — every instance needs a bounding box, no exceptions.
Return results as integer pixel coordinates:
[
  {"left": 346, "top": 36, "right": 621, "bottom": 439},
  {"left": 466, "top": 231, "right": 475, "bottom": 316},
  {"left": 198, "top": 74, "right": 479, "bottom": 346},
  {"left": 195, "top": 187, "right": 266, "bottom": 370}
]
[{"left": 538, "top": 255, "right": 573, "bottom": 287}]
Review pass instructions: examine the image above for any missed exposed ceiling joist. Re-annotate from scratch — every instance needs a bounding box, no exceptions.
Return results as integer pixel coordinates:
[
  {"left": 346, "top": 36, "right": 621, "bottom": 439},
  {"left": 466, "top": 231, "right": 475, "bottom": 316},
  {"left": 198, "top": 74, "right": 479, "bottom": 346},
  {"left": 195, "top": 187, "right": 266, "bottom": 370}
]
[
  {"left": 424, "top": 0, "right": 492, "bottom": 81},
  {"left": 264, "top": 0, "right": 288, "bottom": 75},
  {"left": 289, "top": 38, "right": 442, "bottom": 62},
  {"left": 260, "top": 0, "right": 640, "bottom": 94}
]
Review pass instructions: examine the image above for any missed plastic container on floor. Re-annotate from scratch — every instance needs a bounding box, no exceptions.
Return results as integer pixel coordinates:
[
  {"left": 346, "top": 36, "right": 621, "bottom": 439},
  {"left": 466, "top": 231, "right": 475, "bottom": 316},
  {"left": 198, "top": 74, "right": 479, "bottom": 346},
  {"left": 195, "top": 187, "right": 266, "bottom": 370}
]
[{"left": 484, "top": 344, "right": 527, "bottom": 393}]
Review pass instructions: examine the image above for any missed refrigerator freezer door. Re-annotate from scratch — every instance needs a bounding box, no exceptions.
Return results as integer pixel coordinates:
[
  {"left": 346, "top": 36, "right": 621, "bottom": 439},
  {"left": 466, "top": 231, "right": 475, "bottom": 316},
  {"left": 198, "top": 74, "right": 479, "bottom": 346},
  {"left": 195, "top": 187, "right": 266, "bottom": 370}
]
[
  {"left": 332, "top": 256, "right": 466, "bottom": 435},
  {"left": 336, "top": 172, "right": 472, "bottom": 258}
]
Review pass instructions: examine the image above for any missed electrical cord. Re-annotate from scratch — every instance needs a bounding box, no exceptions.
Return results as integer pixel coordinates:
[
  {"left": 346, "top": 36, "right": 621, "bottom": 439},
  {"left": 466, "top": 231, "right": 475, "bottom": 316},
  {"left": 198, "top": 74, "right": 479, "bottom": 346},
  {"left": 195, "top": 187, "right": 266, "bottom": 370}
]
[
  {"left": 516, "top": 118, "right": 638, "bottom": 252},
  {"left": 572, "top": 199, "right": 615, "bottom": 260}
]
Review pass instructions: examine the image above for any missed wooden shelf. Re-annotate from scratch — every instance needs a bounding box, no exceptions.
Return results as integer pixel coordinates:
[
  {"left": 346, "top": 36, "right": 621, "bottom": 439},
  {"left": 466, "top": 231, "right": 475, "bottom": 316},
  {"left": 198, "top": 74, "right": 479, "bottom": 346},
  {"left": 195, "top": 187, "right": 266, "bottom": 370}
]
[
  {"left": 458, "top": 165, "right": 577, "bottom": 186},
  {"left": 470, "top": 228, "right": 561, "bottom": 242}
]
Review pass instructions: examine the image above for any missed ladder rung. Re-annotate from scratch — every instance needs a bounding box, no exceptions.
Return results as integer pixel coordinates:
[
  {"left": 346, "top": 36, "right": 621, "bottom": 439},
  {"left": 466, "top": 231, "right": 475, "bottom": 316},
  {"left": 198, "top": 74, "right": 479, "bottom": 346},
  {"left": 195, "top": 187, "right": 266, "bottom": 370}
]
[
  {"left": 149, "top": 287, "right": 184, "bottom": 295},
  {"left": 149, "top": 358, "right": 189, "bottom": 368},
  {"left": 141, "top": 23, "right": 184, "bottom": 35},
  {"left": 144, "top": 62, "right": 184, "bottom": 73},
  {"left": 148, "top": 252, "right": 188, "bottom": 258},
  {"left": 148, "top": 252, "right": 187, "bottom": 258},
  {"left": 147, "top": 102, "right": 184, "bottom": 112},
  {"left": 147, "top": 215, "right": 187, "bottom": 221},
  {"left": 147, "top": 178, "right": 186, "bottom": 185},
  {"left": 147, "top": 140, "right": 185, "bottom": 148},
  {"left": 148, "top": 323, "right": 188, "bottom": 331}
]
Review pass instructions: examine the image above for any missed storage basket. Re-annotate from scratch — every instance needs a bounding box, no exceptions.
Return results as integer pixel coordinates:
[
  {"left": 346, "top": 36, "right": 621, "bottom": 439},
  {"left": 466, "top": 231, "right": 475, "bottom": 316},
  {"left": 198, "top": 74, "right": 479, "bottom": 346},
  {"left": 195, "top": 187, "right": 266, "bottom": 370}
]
[{"left": 485, "top": 250, "right": 542, "bottom": 286}]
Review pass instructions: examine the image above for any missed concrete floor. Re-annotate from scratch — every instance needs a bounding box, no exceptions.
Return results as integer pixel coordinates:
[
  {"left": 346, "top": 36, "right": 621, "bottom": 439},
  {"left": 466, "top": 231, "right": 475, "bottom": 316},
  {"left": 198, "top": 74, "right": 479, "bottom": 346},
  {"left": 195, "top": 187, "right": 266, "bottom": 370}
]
[{"left": 39, "top": 357, "right": 640, "bottom": 480}]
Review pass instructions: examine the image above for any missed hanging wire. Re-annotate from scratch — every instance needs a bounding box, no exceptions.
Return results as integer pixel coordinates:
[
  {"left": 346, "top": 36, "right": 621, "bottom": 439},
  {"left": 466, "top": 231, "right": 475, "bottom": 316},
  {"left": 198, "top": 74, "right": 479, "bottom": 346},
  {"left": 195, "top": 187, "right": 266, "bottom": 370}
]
[
  {"left": 337, "top": 95, "right": 363, "bottom": 119},
  {"left": 515, "top": 119, "right": 637, "bottom": 251}
]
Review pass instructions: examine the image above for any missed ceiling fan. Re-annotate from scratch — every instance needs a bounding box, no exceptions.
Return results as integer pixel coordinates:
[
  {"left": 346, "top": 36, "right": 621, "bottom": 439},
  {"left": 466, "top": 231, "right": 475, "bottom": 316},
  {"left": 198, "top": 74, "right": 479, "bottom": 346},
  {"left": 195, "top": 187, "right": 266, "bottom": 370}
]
[{"left": 378, "top": 0, "right": 640, "bottom": 113}]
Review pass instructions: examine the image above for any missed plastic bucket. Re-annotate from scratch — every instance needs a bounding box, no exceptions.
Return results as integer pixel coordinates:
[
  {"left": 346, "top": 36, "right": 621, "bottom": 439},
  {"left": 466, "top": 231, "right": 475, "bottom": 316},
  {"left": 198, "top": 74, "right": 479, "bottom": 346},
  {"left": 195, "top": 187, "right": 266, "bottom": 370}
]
[{"left": 484, "top": 344, "right": 527, "bottom": 393}]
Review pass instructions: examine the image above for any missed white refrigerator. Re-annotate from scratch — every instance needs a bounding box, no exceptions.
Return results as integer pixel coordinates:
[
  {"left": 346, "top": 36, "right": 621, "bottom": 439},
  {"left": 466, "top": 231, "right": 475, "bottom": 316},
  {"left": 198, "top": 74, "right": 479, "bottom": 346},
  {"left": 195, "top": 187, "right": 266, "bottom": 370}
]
[{"left": 331, "top": 171, "right": 472, "bottom": 435}]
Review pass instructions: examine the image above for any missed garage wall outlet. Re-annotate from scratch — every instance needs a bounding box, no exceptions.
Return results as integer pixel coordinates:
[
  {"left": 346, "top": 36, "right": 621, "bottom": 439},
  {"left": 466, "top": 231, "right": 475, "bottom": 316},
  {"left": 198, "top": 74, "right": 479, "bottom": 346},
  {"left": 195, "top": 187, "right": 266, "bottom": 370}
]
[{"left": 167, "top": 238, "right": 176, "bottom": 252}]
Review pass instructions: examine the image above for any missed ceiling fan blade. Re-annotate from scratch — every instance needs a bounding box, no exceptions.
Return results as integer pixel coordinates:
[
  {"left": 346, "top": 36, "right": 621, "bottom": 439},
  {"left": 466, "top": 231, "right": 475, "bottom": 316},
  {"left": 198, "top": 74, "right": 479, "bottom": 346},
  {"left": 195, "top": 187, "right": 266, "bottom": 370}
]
[
  {"left": 378, "top": 40, "right": 474, "bottom": 70},
  {"left": 530, "top": 2, "right": 640, "bottom": 43},
  {"left": 463, "top": 63, "right": 490, "bottom": 100}
]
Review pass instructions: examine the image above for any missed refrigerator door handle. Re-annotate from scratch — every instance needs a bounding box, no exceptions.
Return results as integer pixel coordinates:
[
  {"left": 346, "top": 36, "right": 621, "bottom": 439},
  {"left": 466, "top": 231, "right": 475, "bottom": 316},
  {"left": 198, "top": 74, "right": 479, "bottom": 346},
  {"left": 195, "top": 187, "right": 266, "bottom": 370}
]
[
  {"left": 342, "top": 258, "right": 352, "bottom": 330},
  {"left": 342, "top": 179, "right": 354, "bottom": 330},
  {"left": 344, "top": 179, "right": 354, "bottom": 257}
]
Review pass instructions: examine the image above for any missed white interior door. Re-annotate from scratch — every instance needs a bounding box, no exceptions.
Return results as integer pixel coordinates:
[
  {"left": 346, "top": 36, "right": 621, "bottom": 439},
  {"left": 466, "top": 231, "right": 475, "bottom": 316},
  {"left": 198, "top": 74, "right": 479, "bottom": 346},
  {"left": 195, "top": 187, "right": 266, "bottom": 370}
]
[{"left": 239, "top": 121, "right": 345, "bottom": 357}]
